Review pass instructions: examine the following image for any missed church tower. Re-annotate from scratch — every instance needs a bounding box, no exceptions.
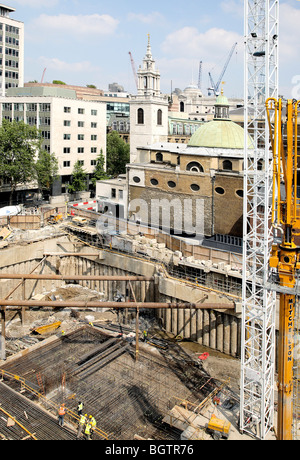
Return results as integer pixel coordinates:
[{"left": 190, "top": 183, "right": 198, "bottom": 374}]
[{"left": 129, "top": 35, "right": 168, "bottom": 164}]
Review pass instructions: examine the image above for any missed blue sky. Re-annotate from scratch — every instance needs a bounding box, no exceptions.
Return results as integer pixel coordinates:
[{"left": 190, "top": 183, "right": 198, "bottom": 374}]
[{"left": 6, "top": 0, "right": 300, "bottom": 98}]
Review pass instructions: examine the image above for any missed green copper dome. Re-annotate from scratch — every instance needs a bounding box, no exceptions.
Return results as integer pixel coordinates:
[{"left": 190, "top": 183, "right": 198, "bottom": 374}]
[
  {"left": 188, "top": 119, "right": 253, "bottom": 149},
  {"left": 215, "top": 92, "right": 229, "bottom": 106}
]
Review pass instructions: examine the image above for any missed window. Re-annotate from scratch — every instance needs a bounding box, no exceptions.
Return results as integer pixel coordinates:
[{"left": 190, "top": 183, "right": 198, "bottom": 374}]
[
  {"left": 91, "top": 147, "right": 97, "bottom": 154},
  {"left": 168, "top": 181, "right": 176, "bottom": 189},
  {"left": 133, "top": 176, "right": 141, "bottom": 184},
  {"left": 91, "top": 160, "right": 97, "bottom": 166},
  {"left": 91, "top": 109, "right": 97, "bottom": 116},
  {"left": 111, "top": 188, "right": 116, "bottom": 198},
  {"left": 64, "top": 120, "right": 71, "bottom": 126},
  {"left": 78, "top": 147, "right": 84, "bottom": 154},
  {"left": 180, "top": 101, "right": 184, "bottom": 112},
  {"left": 64, "top": 107, "right": 71, "bottom": 113},
  {"left": 150, "top": 178, "right": 158, "bottom": 186},
  {"left": 137, "top": 108, "right": 144, "bottom": 125},
  {"left": 91, "top": 135, "right": 97, "bottom": 141},
  {"left": 215, "top": 187, "right": 225, "bottom": 195},
  {"left": 64, "top": 134, "right": 71, "bottom": 140},
  {"left": 186, "top": 161, "right": 204, "bottom": 173},
  {"left": 236, "top": 190, "right": 244, "bottom": 198},
  {"left": 156, "top": 153, "right": 163, "bottom": 162},
  {"left": 64, "top": 147, "right": 70, "bottom": 154},
  {"left": 91, "top": 122, "right": 97, "bottom": 128},
  {"left": 223, "top": 160, "right": 232, "bottom": 171},
  {"left": 63, "top": 161, "right": 70, "bottom": 167},
  {"left": 78, "top": 160, "right": 84, "bottom": 166},
  {"left": 157, "top": 109, "right": 162, "bottom": 126},
  {"left": 191, "top": 184, "right": 200, "bottom": 192},
  {"left": 119, "top": 190, "right": 124, "bottom": 200},
  {"left": 78, "top": 108, "right": 85, "bottom": 114},
  {"left": 78, "top": 134, "right": 84, "bottom": 141},
  {"left": 78, "top": 121, "right": 84, "bottom": 128}
]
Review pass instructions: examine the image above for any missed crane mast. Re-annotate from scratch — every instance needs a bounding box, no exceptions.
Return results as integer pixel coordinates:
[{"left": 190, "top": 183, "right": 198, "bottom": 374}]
[
  {"left": 129, "top": 51, "right": 138, "bottom": 91},
  {"left": 266, "top": 98, "right": 300, "bottom": 440},
  {"left": 240, "top": 0, "right": 278, "bottom": 439}
]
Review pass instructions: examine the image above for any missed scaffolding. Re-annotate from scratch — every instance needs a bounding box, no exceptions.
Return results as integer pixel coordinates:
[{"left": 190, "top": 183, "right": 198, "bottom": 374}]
[{"left": 240, "top": 0, "right": 278, "bottom": 439}]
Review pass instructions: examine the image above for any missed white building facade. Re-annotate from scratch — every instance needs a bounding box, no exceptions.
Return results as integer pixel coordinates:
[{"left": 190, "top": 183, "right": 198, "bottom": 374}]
[
  {"left": 0, "top": 88, "right": 107, "bottom": 195},
  {"left": 0, "top": 4, "right": 24, "bottom": 96}
]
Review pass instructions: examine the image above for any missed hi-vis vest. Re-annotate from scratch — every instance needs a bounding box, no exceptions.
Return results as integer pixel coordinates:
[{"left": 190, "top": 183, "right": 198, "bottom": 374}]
[
  {"left": 59, "top": 406, "right": 66, "bottom": 416},
  {"left": 85, "top": 423, "right": 91, "bottom": 434},
  {"left": 90, "top": 417, "right": 96, "bottom": 428},
  {"left": 78, "top": 403, "right": 83, "bottom": 412},
  {"left": 79, "top": 415, "right": 86, "bottom": 425}
]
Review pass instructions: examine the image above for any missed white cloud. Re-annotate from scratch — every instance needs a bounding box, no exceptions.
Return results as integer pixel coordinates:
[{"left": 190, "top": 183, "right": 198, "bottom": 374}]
[
  {"left": 127, "top": 12, "right": 164, "bottom": 24},
  {"left": 12, "top": 0, "right": 59, "bottom": 7},
  {"left": 38, "top": 56, "right": 100, "bottom": 74},
  {"left": 31, "top": 13, "right": 119, "bottom": 36},
  {"left": 161, "top": 26, "right": 242, "bottom": 62}
]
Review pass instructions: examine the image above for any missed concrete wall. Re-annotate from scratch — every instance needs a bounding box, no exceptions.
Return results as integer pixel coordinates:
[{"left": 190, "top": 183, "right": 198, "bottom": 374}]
[{"left": 0, "top": 235, "right": 240, "bottom": 357}]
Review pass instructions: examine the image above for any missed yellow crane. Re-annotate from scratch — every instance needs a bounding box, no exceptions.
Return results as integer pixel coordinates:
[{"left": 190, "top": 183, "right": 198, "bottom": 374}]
[{"left": 266, "top": 98, "right": 300, "bottom": 440}]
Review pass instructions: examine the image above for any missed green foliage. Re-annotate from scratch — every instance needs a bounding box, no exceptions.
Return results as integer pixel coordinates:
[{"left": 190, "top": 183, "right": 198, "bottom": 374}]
[
  {"left": 106, "top": 131, "right": 130, "bottom": 177},
  {"left": 35, "top": 150, "right": 59, "bottom": 193},
  {"left": 0, "top": 119, "right": 41, "bottom": 203},
  {"left": 91, "top": 150, "right": 109, "bottom": 187},
  {"left": 52, "top": 80, "right": 66, "bottom": 85},
  {"left": 68, "top": 161, "right": 88, "bottom": 194}
]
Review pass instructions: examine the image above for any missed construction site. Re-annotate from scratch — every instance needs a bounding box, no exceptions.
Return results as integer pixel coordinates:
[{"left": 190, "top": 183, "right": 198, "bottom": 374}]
[{"left": 0, "top": 218, "right": 250, "bottom": 442}]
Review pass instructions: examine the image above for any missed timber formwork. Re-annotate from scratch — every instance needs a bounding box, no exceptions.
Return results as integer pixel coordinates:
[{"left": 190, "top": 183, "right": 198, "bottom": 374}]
[{"left": 0, "top": 326, "right": 220, "bottom": 440}]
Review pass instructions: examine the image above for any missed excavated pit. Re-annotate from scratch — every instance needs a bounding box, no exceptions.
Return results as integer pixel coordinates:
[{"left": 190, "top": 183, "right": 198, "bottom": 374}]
[{"left": 0, "top": 325, "right": 239, "bottom": 440}]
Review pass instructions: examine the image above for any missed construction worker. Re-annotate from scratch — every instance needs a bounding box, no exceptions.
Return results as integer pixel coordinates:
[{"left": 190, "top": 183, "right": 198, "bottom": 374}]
[
  {"left": 84, "top": 420, "right": 92, "bottom": 440},
  {"left": 89, "top": 415, "right": 97, "bottom": 439},
  {"left": 77, "top": 401, "right": 83, "bottom": 416},
  {"left": 143, "top": 330, "right": 148, "bottom": 342},
  {"left": 58, "top": 403, "right": 66, "bottom": 427},
  {"left": 76, "top": 413, "right": 87, "bottom": 439}
]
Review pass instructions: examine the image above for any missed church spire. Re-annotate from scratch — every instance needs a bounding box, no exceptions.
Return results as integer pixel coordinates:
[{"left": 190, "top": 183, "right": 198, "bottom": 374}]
[{"left": 146, "top": 33, "right": 152, "bottom": 59}]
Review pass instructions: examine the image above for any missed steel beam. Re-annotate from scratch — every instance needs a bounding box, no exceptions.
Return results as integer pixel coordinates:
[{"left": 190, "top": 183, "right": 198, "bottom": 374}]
[
  {"left": 0, "top": 274, "right": 154, "bottom": 281},
  {"left": 0, "top": 300, "right": 234, "bottom": 310}
]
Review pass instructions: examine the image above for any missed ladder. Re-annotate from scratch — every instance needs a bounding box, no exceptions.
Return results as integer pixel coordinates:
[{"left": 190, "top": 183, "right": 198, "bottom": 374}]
[{"left": 36, "top": 372, "right": 45, "bottom": 396}]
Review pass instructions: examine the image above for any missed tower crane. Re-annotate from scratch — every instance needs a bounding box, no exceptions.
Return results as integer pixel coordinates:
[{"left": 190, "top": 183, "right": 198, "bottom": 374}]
[
  {"left": 266, "top": 98, "right": 300, "bottom": 440},
  {"left": 128, "top": 51, "right": 138, "bottom": 91},
  {"left": 240, "top": 0, "right": 279, "bottom": 440},
  {"left": 198, "top": 61, "right": 203, "bottom": 91},
  {"left": 207, "top": 43, "right": 237, "bottom": 96}
]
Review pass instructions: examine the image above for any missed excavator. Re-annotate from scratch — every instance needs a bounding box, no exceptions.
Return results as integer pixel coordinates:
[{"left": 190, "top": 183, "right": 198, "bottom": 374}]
[{"left": 266, "top": 98, "right": 300, "bottom": 440}]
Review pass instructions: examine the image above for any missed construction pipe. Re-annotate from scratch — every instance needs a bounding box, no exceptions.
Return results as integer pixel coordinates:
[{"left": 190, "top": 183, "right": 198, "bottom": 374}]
[
  {"left": 0, "top": 300, "right": 234, "bottom": 310},
  {"left": 0, "top": 274, "right": 154, "bottom": 281}
]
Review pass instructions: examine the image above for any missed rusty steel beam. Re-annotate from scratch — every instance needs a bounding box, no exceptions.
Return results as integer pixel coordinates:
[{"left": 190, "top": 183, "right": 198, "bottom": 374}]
[
  {"left": 0, "top": 300, "right": 234, "bottom": 310},
  {"left": 0, "top": 274, "right": 154, "bottom": 282}
]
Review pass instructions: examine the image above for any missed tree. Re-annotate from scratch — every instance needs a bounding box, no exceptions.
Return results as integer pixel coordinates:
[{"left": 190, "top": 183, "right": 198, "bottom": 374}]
[
  {"left": 52, "top": 80, "right": 66, "bottom": 85},
  {"left": 35, "top": 150, "right": 59, "bottom": 198},
  {"left": 0, "top": 119, "right": 41, "bottom": 204},
  {"left": 68, "top": 161, "right": 88, "bottom": 195},
  {"left": 106, "top": 131, "right": 130, "bottom": 177},
  {"left": 91, "top": 150, "right": 109, "bottom": 188}
]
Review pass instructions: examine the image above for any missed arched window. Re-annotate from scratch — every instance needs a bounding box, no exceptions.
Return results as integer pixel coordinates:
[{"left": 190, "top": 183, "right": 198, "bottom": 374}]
[
  {"left": 223, "top": 160, "right": 232, "bottom": 171},
  {"left": 156, "top": 152, "right": 163, "bottom": 162},
  {"left": 186, "top": 161, "right": 204, "bottom": 173},
  {"left": 180, "top": 101, "right": 184, "bottom": 112},
  {"left": 157, "top": 109, "right": 162, "bottom": 126},
  {"left": 137, "top": 108, "right": 144, "bottom": 125}
]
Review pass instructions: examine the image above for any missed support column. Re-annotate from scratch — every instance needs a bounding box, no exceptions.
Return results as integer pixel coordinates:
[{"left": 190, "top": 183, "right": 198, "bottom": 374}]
[{"left": 0, "top": 307, "right": 6, "bottom": 361}]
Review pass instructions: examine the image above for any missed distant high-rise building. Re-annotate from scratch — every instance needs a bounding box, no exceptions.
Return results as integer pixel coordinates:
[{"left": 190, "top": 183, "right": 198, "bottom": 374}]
[{"left": 0, "top": 4, "right": 24, "bottom": 96}]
